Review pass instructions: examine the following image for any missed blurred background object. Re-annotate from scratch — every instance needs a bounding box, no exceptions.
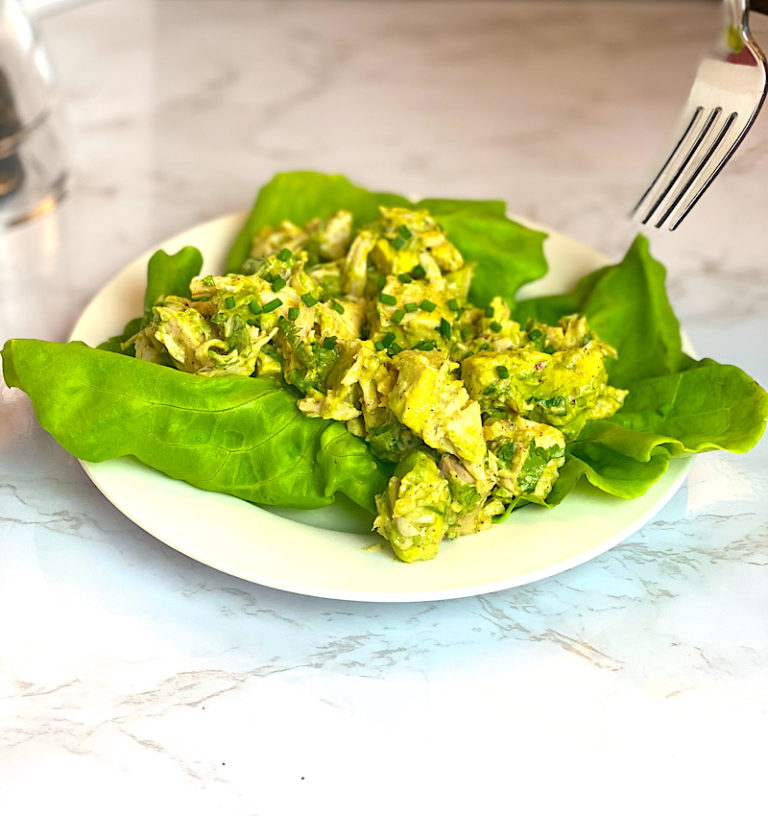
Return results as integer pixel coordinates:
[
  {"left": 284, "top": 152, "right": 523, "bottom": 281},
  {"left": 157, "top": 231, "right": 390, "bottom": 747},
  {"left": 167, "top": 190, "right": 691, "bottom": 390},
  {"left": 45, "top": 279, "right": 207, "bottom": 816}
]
[{"left": 0, "top": 0, "right": 67, "bottom": 227}]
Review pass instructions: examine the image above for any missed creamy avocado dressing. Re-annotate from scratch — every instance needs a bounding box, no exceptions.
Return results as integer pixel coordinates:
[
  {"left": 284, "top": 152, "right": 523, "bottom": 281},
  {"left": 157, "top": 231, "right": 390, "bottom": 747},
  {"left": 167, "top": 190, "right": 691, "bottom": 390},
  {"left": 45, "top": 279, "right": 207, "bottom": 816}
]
[{"left": 128, "top": 206, "right": 627, "bottom": 562}]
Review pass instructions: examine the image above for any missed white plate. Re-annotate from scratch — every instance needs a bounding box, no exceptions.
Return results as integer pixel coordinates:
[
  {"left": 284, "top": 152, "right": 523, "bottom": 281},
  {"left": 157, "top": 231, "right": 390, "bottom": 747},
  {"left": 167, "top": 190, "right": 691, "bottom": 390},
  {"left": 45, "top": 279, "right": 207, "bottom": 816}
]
[{"left": 70, "top": 212, "right": 690, "bottom": 602}]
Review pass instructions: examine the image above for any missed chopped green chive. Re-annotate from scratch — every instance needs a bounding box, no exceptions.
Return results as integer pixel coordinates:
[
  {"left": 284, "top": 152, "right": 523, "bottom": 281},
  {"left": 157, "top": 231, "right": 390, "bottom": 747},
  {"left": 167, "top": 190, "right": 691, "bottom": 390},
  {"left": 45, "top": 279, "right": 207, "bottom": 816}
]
[
  {"left": 398, "top": 273, "right": 411, "bottom": 284},
  {"left": 392, "top": 236, "right": 406, "bottom": 250},
  {"left": 202, "top": 275, "right": 215, "bottom": 286},
  {"left": 410, "top": 264, "right": 426, "bottom": 279},
  {"left": 404, "top": 301, "right": 419, "bottom": 313},
  {"left": 287, "top": 307, "right": 299, "bottom": 320},
  {"left": 485, "top": 306, "right": 494, "bottom": 318},
  {"left": 483, "top": 384, "right": 496, "bottom": 396},
  {"left": 391, "top": 308, "right": 405, "bottom": 324},
  {"left": 272, "top": 276, "right": 287, "bottom": 292},
  {"left": 439, "top": 317, "right": 451, "bottom": 340},
  {"left": 460, "top": 326, "right": 472, "bottom": 341},
  {"left": 301, "top": 293, "right": 318, "bottom": 307},
  {"left": 381, "top": 332, "right": 396, "bottom": 349},
  {"left": 262, "top": 298, "right": 282, "bottom": 313},
  {"left": 528, "top": 328, "right": 543, "bottom": 342},
  {"left": 539, "top": 395, "right": 566, "bottom": 409},
  {"left": 374, "top": 341, "right": 385, "bottom": 351},
  {"left": 414, "top": 339, "right": 437, "bottom": 351},
  {"left": 248, "top": 300, "right": 262, "bottom": 315},
  {"left": 544, "top": 344, "right": 556, "bottom": 354},
  {"left": 448, "top": 298, "right": 461, "bottom": 312},
  {"left": 420, "top": 299, "right": 436, "bottom": 313},
  {"left": 496, "top": 365, "right": 510, "bottom": 379},
  {"left": 323, "top": 335, "right": 337, "bottom": 350},
  {"left": 398, "top": 225, "right": 412, "bottom": 239},
  {"left": 379, "top": 293, "right": 397, "bottom": 306},
  {"left": 332, "top": 300, "right": 345, "bottom": 314},
  {"left": 277, "top": 248, "right": 292, "bottom": 261},
  {"left": 479, "top": 342, "right": 491, "bottom": 351},
  {"left": 247, "top": 318, "right": 259, "bottom": 326},
  {"left": 369, "top": 424, "right": 390, "bottom": 436},
  {"left": 389, "top": 343, "right": 403, "bottom": 355},
  {"left": 490, "top": 321, "right": 502, "bottom": 333},
  {"left": 223, "top": 295, "right": 236, "bottom": 309},
  {"left": 377, "top": 275, "right": 387, "bottom": 291}
]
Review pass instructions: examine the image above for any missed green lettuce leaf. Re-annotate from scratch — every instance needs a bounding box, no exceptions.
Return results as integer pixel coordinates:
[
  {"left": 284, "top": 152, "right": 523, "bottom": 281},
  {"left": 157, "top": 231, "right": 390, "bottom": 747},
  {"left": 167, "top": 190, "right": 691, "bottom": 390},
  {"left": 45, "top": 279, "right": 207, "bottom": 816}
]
[
  {"left": 430, "top": 209, "right": 547, "bottom": 308},
  {"left": 1, "top": 339, "right": 391, "bottom": 512},
  {"left": 413, "top": 198, "right": 507, "bottom": 217},
  {"left": 144, "top": 247, "right": 203, "bottom": 311},
  {"left": 227, "top": 171, "right": 548, "bottom": 306},
  {"left": 226, "top": 171, "right": 411, "bottom": 273},
  {"left": 515, "top": 236, "right": 768, "bottom": 503},
  {"left": 515, "top": 236, "right": 685, "bottom": 387},
  {"left": 97, "top": 247, "right": 204, "bottom": 357},
  {"left": 97, "top": 316, "right": 143, "bottom": 356}
]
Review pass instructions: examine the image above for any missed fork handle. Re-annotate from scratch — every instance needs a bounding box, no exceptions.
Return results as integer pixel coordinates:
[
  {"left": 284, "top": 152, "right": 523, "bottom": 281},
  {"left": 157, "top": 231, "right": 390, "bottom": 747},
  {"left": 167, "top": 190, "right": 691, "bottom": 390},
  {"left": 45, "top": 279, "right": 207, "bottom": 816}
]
[{"left": 751, "top": 0, "right": 768, "bottom": 16}]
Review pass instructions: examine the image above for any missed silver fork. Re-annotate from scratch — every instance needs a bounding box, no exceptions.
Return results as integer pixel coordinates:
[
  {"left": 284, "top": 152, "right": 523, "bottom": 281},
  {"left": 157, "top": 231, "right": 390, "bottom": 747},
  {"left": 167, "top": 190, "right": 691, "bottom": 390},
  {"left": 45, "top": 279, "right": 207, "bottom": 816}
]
[{"left": 632, "top": 0, "right": 768, "bottom": 230}]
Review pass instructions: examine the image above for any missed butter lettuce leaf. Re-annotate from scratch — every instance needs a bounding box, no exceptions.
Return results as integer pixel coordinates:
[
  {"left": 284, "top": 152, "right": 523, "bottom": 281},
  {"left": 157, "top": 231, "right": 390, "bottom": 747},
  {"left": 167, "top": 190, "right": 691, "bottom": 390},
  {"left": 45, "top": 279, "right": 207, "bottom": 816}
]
[
  {"left": 227, "top": 171, "right": 411, "bottom": 273},
  {"left": 227, "top": 171, "right": 548, "bottom": 307},
  {"left": 515, "top": 236, "right": 768, "bottom": 503},
  {"left": 1, "top": 339, "right": 391, "bottom": 512},
  {"left": 98, "top": 247, "right": 204, "bottom": 357},
  {"left": 144, "top": 247, "right": 203, "bottom": 312},
  {"left": 430, "top": 209, "right": 547, "bottom": 308},
  {"left": 515, "top": 236, "right": 685, "bottom": 387},
  {"left": 97, "top": 316, "right": 143, "bottom": 356}
]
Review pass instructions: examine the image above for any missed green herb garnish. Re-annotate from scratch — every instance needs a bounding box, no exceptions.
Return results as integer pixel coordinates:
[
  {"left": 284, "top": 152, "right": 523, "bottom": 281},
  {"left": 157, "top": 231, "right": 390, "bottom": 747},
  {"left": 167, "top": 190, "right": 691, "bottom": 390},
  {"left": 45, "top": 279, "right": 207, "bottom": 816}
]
[{"left": 262, "top": 298, "right": 281, "bottom": 313}]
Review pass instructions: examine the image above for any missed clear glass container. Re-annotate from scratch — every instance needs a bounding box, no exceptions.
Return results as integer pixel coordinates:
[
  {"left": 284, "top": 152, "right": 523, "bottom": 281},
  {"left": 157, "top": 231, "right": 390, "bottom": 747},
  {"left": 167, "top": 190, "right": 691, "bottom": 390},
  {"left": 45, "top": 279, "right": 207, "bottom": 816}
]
[{"left": 0, "top": 0, "right": 67, "bottom": 227}]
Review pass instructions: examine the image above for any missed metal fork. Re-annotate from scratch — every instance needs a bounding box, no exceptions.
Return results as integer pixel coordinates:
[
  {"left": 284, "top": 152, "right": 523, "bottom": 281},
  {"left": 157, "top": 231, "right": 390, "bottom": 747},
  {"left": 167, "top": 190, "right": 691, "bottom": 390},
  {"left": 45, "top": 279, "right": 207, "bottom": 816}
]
[{"left": 632, "top": 0, "right": 768, "bottom": 230}]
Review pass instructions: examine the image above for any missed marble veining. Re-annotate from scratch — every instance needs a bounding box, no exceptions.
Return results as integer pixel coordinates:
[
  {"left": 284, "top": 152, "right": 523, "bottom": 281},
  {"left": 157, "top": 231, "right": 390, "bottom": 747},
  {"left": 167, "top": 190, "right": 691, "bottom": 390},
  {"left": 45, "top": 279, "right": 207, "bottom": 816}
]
[{"left": 1, "top": 2, "right": 767, "bottom": 814}]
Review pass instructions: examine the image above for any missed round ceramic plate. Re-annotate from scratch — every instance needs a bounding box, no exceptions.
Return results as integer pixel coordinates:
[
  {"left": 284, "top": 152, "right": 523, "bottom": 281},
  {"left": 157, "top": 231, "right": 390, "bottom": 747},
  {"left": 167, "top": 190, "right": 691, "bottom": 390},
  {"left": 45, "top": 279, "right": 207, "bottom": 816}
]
[{"left": 70, "top": 212, "right": 690, "bottom": 602}]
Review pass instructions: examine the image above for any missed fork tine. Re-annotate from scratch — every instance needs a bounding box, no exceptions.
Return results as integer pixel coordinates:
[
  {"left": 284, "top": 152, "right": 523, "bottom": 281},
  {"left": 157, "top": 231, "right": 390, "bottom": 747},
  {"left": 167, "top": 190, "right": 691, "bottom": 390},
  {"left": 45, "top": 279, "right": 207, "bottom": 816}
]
[
  {"left": 630, "top": 106, "right": 704, "bottom": 217},
  {"left": 640, "top": 107, "right": 722, "bottom": 225},
  {"left": 668, "top": 149, "right": 737, "bottom": 231},
  {"left": 654, "top": 111, "right": 739, "bottom": 228}
]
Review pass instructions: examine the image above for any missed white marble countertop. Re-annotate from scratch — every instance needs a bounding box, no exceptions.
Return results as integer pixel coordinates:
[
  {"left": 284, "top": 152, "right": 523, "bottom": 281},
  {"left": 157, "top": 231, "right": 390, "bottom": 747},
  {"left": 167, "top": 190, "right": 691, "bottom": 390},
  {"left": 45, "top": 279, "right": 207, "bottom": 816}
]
[{"left": 1, "top": 2, "right": 767, "bottom": 813}]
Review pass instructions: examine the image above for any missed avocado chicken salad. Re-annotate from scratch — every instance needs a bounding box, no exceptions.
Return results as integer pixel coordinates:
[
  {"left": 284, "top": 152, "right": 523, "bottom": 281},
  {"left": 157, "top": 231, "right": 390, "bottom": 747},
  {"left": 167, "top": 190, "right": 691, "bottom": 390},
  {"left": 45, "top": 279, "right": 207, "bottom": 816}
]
[
  {"left": 126, "top": 206, "right": 626, "bottom": 562},
  {"left": 3, "top": 172, "right": 766, "bottom": 568}
]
